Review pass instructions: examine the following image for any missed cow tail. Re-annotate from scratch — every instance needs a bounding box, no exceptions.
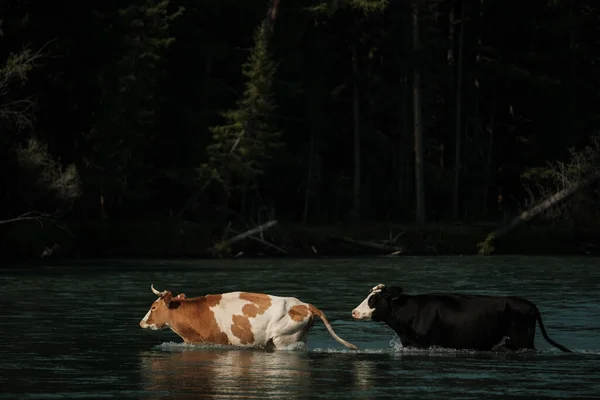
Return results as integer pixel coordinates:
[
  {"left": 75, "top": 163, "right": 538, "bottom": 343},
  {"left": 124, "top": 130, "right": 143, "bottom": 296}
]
[
  {"left": 308, "top": 304, "right": 359, "bottom": 350},
  {"left": 533, "top": 305, "right": 572, "bottom": 353}
]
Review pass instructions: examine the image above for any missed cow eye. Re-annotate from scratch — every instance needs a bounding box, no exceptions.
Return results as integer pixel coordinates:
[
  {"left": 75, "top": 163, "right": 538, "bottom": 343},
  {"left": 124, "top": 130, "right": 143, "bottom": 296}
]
[{"left": 151, "top": 306, "right": 156, "bottom": 311}]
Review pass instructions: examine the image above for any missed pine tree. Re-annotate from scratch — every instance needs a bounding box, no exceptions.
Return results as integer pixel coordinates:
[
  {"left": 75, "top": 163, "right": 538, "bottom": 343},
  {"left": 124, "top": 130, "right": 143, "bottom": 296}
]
[
  {"left": 82, "top": 0, "right": 183, "bottom": 216},
  {"left": 204, "top": 20, "right": 282, "bottom": 199}
]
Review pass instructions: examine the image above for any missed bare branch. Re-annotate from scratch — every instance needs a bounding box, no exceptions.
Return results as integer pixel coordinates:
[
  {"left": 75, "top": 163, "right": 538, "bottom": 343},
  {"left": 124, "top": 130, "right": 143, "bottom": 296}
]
[
  {"left": 0, "top": 211, "right": 75, "bottom": 238},
  {"left": 230, "top": 129, "right": 245, "bottom": 153},
  {"left": 0, "top": 38, "right": 57, "bottom": 131}
]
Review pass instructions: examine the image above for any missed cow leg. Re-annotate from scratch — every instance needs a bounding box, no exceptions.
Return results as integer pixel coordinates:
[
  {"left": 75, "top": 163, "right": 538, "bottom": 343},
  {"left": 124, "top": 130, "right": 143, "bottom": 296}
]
[
  {"left": 491, "top": 336, "right": 513, "bottom": 352},
  {"left": 505, "top": 315, "right": 537, "bottom": 351},
  {"left": 271, "top": 321, "right": 314, "bottom": 350},
  {"left": 503, "top": 301, "right": 538, "bottom": 351},
  {"left": 272, "top": 334, "right": 306, "bottom": 350}
]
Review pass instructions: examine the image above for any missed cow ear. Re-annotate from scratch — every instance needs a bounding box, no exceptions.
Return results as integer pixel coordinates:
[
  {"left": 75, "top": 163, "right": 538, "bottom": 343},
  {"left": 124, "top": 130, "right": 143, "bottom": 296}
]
[
  {"left": 176, "top": 293, "right": 186, "bottom": 299},
  {"left": 162, "top": 293, "right": 181, "bottom": 309},
  {"left": 389, "top": 286, "right": 404, "bottom": 300},
  {"left": 168, "top": 300, "right": 181, "bottom": 309},
  {"left": 389, "top": 286, "right": 403, "bottom": 294}
]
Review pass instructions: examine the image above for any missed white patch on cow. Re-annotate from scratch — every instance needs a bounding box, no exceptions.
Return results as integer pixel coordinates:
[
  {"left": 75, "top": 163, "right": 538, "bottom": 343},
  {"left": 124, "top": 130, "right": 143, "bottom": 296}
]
[
  {"left": 209, "top": 292, "right": 313, "bottom": 349},
  {"left": 139, "top": 308, "right": 165, "bottom": 330},
  {"left": 140, "top": 309, "right": 156, "bottom": 329},
  {"left": 351, "top": 283, "right": 386, "bottom": 320}
]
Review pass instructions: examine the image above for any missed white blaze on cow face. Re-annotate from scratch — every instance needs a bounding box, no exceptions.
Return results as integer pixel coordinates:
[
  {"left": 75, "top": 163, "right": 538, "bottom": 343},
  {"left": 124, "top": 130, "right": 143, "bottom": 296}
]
[
  {"left": 140, "top": 287, "right": 186, "bottom": 330},
  {"left": 140, "top": 308, "right": 157, "bottom": 330},
  {"left": 140, "top": 298, "right": 168, "bottom": 330},
  {"left": 351, "top": 284, "right": 386, "bottom": 320}
]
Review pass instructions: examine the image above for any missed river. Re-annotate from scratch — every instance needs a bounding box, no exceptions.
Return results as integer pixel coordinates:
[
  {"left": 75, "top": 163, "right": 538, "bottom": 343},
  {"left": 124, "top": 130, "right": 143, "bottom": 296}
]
[{"left": 1, "top": 255, "right": 599, "bottom": 399}]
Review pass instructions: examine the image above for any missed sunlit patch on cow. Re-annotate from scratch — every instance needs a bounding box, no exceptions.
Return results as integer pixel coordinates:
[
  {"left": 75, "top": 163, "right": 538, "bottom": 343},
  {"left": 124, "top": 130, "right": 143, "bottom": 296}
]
[
  {"left": 288, "top": 305, "right": 310, "bottom": 322},
  {"left": 240, "top": 292, "right": 272, "bottom": 318},
  {"left": 140, "top": 284, "right": 359, "bottom": 350},
  {"left": 231, "top": 314, "right": 254, "bottom": 344},
  {"left": 351, "top": 283, "right": 572, "bottom": 353}
]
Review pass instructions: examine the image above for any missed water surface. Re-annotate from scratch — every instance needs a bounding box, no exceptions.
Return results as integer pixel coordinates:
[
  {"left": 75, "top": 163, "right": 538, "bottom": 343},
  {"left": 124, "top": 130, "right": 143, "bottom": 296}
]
[{"left": 1, "top": 256, "right": 599, "bottom": 399}]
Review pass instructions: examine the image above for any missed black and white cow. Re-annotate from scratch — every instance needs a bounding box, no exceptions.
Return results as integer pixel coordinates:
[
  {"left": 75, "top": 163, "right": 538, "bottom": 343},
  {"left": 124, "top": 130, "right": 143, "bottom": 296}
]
[{"left": 351, "top": 284, "right": 572, "bottom": 352}]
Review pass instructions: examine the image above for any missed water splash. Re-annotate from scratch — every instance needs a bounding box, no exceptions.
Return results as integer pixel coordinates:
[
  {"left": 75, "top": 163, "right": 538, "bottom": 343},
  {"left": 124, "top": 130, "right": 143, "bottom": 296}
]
[{"left": 154, "top": 339, "right": 600, "bottom": 356}]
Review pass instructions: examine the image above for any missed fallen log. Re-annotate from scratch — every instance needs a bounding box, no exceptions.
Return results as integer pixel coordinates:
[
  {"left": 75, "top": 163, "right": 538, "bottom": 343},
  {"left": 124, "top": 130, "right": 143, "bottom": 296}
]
[
  {"left": 478, "top": 171, "right": 600, "bottom": 255},
  {"left": 325, "top": 234, "right": 404, "bottom": 254},
  {"left": 228, "top": 227, "right": 287, "bottom": 254},
  {"left": 209, "top": 220, "right": 278, "bottom": 255}
]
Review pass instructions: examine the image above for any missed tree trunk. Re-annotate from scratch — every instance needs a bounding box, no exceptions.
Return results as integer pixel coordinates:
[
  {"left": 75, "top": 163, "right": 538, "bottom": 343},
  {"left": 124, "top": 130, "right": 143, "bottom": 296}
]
[
  {"left": 483, "top": 99, "right": 495, "bottom": 215},
  {"left": 452, "top": 0, "right": 465, "bottom": 220},
  {"left": 446, "top": 1, "right": 456, "bottom": 171},
  {"left": 100, "top": 185, "right": 107, "bottom": 220},
  {"left": 302, "top": 128, "right": 316, "bottom": 224},
  {"left": 351, "top": 42, "right": 361, "bottom": 221},
  {"left": 240, "top": 179, "right": 248, "bottom": 220},
  {"left": 478, "top": 171, "right": 600, "bottom": 255},
  {"left": 399, "top": 64, "right": 410, "bottom": 219},
  {"left": 264, "top": 0, "right": 281, "bottom": 38},
  {"left": 477, "top": 0, "right": 490, "bottom": 215},
  {"left": 412, "top": 0, "right": 426, "bottom": 224},
  {"left": 568, "top": 0, "right": 578, "bottom": 138}
]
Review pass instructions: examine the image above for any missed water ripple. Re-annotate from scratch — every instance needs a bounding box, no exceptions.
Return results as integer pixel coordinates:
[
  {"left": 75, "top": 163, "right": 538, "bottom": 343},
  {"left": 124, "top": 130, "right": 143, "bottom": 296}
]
[{"left": 1, "top": 256, "right": 599, "bottom": 399}]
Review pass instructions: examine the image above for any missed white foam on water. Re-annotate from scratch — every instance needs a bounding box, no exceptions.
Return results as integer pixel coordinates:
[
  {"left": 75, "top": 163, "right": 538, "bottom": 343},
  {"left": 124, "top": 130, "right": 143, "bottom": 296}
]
[
  {"left": 154, "top": 340, "right": 307, "bottom": 352},
  {"left": 155, "top": 341, "right": 240, "bottom": 351},
  {"left": 310, "top": 347, "right": 390, "bottom": 354},
  {"left": 152, "top": 339, "right": 600, "bottom": 356}
]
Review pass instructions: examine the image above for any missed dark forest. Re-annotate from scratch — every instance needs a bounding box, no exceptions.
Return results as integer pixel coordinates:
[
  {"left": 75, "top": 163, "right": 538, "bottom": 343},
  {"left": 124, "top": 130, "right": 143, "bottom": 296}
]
[{"left": 1, "top": 0, "right": 600, "bottom": 259}]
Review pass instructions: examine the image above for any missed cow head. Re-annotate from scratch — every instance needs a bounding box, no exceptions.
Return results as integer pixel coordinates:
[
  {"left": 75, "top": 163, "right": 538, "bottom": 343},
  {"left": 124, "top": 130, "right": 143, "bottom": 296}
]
[
  {"left": 139, "top": 284, "right": 185, "bottom": 330},
  {"left": 351, "top": 284, "right": 403, "bottom": 321}
]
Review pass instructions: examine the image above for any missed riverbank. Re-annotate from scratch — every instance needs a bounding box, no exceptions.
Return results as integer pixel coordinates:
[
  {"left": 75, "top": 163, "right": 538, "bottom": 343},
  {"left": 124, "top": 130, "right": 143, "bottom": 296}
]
[{"left": 1, "top": 218, "right": 599, "bottom": 261}]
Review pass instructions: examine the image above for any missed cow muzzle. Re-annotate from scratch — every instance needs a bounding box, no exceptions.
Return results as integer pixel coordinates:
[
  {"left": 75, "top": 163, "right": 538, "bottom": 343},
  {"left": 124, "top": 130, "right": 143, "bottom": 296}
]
[
  {"left": 140, "top": 319, "right": 162, "bottom": 330},
  {"left": 351, "top": 309, "right": 371, "bottom": 320}
]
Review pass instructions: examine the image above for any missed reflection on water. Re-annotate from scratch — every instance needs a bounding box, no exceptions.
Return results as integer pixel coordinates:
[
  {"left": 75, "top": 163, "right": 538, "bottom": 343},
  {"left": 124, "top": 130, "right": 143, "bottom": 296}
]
[
  {"left": 138, "top": 342, "right": 600, "bottom": 400},
  {"left": 140, "top": 345, "right": 313, "bottom": 399}
]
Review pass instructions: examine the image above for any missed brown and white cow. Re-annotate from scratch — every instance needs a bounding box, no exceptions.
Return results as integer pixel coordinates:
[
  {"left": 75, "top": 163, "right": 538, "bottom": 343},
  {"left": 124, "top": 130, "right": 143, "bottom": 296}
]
[{"left": 140, "top": 284, "right": 358, "bottom": 350}]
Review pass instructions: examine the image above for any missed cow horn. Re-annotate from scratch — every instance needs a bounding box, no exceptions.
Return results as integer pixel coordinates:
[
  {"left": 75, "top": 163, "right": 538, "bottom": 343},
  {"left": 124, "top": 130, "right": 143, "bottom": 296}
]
[
  {"left": 151, "top": 284, "right": 162, "bottom": 296},
  {"left": 371, "top": 283, "right": 386, "bottom": 293}
]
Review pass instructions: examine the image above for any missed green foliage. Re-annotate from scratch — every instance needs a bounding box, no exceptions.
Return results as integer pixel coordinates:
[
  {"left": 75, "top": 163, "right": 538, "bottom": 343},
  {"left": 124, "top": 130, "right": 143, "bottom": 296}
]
[
  {"left": 80, "top": 0, "right": 183, "bottom": 208},
  {"left": 521, "top": 135, "right": 600, "bottom": 224},
  {"left": 203, "top": 20, "right": 282, "bottom": 196},
  {"left": 523, "top": 136, "right": 600, "bottom": 185},
  {"left": 308, "top": 0, "right": 389, "bottom": 16},
  {"left": 477, "top": 233, "right": 496, "bottom": 256},
  {"left": 0, "top": 43, "right": 43, "bottom": 132},
  {"left": 16, "top": 138, "right": 81, "bottom": 206},
  {"left": 0, "top": 25, "right": 80, "bottom": 216},
  {"left": 3, "top": 0, "right": 600, "bottom": 233}
]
